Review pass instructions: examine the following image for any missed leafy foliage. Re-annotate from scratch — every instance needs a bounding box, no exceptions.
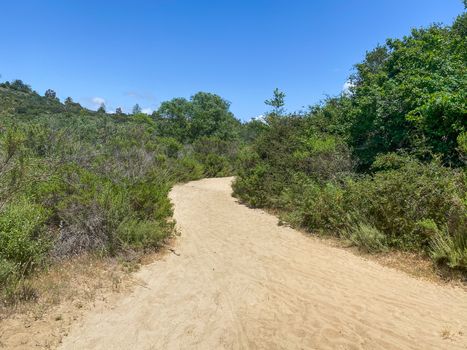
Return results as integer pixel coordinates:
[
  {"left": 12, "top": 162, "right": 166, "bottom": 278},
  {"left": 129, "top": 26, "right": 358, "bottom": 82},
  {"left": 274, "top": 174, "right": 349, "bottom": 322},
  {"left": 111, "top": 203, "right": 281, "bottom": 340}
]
[
  {"left": 1, "top": 7, "right": 466, "bottom": 300},
  {"left": 265, "top": 88, "right": 286, "bottom": 115},
  {"left": 349, "top": 14, "right": 466, "bottom": 168},
  {"left": 0, "top": 81, "right": 243, "bottom": 298},
  {"left": 234, "top": 11, "right": 467, "bottom": 272},
  {"left": 153, "top": 92, "right": 240, "bottom": 144}
]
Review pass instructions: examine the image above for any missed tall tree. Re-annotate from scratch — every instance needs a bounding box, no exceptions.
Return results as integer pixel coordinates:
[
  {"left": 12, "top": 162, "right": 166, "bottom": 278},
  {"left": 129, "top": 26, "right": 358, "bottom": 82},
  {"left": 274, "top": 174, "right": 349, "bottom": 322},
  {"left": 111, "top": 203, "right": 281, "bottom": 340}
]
[
  {"left": 132, "top": 104, "right": 142, "bottom": 115},
  {"left": 44, "top": 89, "right": 57, "bottom": 100},
  {"left": 154, "top": 98, "right": 192, "bottom": 142},
  {"left": 10, "top": 80, "right": 31, "bottom": 92},
  {"left": 97, "top": 103, "right": 106, "bottom": 113},
  {"left": 265, "top": 88, "right": 286, "bottom": 115},
  {"left": 190, "top": 92, "right": 239, "bottom": 141},
  {"left": 349, "top": 18, "right": 466, "bottom": 168}
]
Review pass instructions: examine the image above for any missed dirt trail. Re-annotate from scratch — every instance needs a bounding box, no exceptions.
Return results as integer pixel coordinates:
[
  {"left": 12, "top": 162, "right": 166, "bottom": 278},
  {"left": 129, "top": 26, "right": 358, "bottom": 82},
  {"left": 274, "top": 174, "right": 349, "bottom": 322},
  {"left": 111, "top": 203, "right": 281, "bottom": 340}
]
[{"left": 59, "top": 177, "right": 467, "bottom": 350}]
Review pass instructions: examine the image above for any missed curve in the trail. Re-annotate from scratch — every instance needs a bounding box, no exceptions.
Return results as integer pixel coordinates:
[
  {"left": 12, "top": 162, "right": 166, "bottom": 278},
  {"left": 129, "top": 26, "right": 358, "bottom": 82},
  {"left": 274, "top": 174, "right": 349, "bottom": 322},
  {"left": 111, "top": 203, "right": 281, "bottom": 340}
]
[{"left": 60, "top": 177, "right": 467, "bottom": 350}]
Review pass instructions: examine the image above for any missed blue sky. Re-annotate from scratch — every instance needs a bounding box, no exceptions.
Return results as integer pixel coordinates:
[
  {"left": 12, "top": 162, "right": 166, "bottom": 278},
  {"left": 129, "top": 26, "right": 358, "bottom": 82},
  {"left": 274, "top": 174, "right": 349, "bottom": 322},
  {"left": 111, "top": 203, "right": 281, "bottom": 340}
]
[{"left": 0, "top": 1, "right": 463, "bottom": 120}]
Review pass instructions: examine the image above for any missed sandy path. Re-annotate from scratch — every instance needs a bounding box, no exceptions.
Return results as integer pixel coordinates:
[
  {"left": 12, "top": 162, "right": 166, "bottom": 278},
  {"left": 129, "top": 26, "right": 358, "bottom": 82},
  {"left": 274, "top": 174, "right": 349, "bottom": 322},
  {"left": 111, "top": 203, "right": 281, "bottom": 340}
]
[{"left": 59, "top": 177, "right": 467, "bottom": 350}]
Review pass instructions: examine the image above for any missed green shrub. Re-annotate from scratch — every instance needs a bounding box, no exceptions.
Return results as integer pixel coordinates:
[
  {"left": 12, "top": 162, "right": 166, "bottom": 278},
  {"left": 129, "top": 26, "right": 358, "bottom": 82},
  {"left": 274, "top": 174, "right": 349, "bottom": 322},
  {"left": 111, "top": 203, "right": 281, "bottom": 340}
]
[
  {"left": 347, "top": 223, "right": 388, "bottom": 253},
  {"left": 192, "top": 136, "right": 238, "bottom": 177},
  {"left": 344, "top": 155, "right": 466, "bottom": 250},
  {"left": 430, "top": 226, "right": 467, "bottom": 271},
  {"left": 280, "top": 177, "right": 348, "bottom": 232},
  {"left": 235, "top": 145, "right": 466, "bottom": 271},
  {"left": 232, "top": 152, "right": 272, "bottom": 207},
  {"left": 158, "top": 137, "right": 183, "bottom": 158},
  {"left": 458, "top": 131, "right": 467, "bottom": 163},
  {"left": 0, "top": 200, "right": 50, "bottom": 282},
  {"left": 117, "top": 218, "right": 172, "bottom": 249},
  {"left": 0, "top": 80, "right": 245, "bottom": 299},
  {"left": 0, "top": 258, "right": 19, "bottom": 286},
  {"left": 51, "top": 166, "right": 175, "bottom": 257},
  {"left": 292, "top": 135, "right": 354, "bottom": 184},
  {"left": 128, "top": 176, "right": 173, "bottom": 221},
  {"left": 170, "top": 156, "right": 204, "bottom": 182},
  {"left": 232, "top": 11, "right": 467, "bottom": 273},
  {"left": 202, "top": 153, "right": 231, "bottom": 177}
]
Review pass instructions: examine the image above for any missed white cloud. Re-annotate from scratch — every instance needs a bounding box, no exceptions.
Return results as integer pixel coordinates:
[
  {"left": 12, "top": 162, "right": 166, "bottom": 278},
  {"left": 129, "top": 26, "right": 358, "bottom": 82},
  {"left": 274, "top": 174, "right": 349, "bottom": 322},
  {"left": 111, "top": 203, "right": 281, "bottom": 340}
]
[
  {"left": 91, "top": 97, "right": 106, "bottom": 105},
  {"left": 342, "top": 81, "right": 354, "bottom": 94},
  {"left": 141, "top": 108, "right": 153, "bottom": 115},
  {"left": 250, "top": 114, "right": 267, "bottom": 123}
]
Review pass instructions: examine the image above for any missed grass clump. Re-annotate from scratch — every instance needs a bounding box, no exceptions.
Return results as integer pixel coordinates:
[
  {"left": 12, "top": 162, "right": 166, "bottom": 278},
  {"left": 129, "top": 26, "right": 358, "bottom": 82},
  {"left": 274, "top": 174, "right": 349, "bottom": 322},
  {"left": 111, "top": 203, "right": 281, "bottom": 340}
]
[
  {"left": 347, "top": 223, "right": 388, "bottom": 253},
  {"left": 0, "top": 200, "right": 50, "bottom": 299},
  {"left": 430, "top": 226, "right": 467, "bottom": 271}
]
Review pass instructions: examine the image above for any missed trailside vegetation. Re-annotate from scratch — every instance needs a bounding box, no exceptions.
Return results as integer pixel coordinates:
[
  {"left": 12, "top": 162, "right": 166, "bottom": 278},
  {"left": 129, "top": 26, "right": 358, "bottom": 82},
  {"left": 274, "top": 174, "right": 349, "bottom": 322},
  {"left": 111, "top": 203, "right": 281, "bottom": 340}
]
[
  {"left": 1, "top": 6, "right": 466, "bottom": 302},
  {"left": 234, "top": 11, "right": 467, "bottom": 273},
  {"left": 0, "top": 82, "right": 243, "bottom": 302}
]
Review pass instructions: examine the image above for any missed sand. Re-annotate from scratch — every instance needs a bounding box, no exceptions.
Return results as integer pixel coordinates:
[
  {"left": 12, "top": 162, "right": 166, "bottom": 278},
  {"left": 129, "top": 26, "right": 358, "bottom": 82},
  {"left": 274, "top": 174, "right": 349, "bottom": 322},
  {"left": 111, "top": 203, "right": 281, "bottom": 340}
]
[{"left": 58, "top": 177, "right": 467, "bottom": 350}]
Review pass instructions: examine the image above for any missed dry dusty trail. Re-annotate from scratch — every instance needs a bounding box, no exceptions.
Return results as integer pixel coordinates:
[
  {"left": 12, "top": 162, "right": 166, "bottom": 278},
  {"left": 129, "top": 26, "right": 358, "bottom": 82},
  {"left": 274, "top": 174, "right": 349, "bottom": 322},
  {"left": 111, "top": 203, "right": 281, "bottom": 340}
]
[{"left": 60, "top": 177, "right": 467, "bottom": 350}]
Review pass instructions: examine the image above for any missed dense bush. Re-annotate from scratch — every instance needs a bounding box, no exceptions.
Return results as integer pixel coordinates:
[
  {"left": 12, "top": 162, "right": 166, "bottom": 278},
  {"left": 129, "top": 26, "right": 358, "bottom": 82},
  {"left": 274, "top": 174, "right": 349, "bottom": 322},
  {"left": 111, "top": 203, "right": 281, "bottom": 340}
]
[
  {"left": 234, "top": 11, "right": 467, "bottom": 273},
  {"left": 233, "top": 115, "right": 354, "bottom": 208},
  {"left": 279, "top": 178, "right": 348, "bottom": 233},
  {"left": 349, "top": 13, "right": 466, "bottom": 169},
  {"left": 192, "top": 136, "right": 238, "bottom": 177},
  {"left": 0, "top": 82, "right": 243, "bottom": 299},
  {"left": 0, "top": 200, "right": 50, "bottom": 286},
  {"left": 235, "top": 124, "right": 466, "bottom": 270},
  {"left": 236, "top": 134, "right": 466, "bottom": 269},
  {"left": 1, "top": 6, "right": 465, "bottom": 301},
  {"left": 117, "top": 218, "right": 171, "bottom": 250},
  {"left": 344, "top": 155, "right": 465, "bottom": 250}
]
